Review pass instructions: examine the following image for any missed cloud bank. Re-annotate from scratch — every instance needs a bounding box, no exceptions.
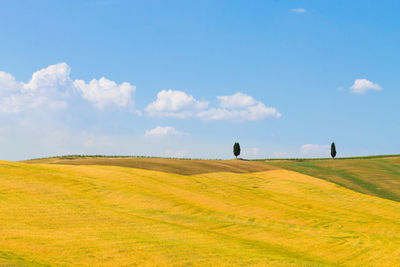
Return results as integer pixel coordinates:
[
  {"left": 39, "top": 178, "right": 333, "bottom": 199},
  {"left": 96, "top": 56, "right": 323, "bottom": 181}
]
[
  {"left": 0, "top": 63, "right": 136, "bottom": 114},
  {"left": 0, "top": 64, "right": 281, "bottom": 123},
  {"left": 145, "top": 91, "right": 281, "bottom": 122}
]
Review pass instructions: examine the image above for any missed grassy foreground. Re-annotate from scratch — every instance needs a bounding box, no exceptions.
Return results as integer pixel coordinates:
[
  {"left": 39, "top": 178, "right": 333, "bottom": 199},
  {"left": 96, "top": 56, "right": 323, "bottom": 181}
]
[
  {"left": 1, "top": 160, "right": 400, "bottom": 266},
  {"left": 265, "top": 155, "right": 400, "bottom": 202}
]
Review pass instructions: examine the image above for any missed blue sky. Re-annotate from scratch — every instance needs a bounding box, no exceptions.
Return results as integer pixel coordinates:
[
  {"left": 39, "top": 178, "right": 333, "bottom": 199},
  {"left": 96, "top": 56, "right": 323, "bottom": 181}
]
[{"left": 0, "top": 0, "right": 399, "bottom": 160}]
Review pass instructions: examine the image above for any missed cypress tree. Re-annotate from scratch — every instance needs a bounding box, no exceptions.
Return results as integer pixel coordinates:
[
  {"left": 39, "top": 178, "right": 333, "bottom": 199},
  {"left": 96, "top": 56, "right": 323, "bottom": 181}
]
[
  {"left": 233, "top": 142, "right": 241, "bottom": 159},
  {"left": 331, "top": 142, "right": 337, "bottom": 159}
]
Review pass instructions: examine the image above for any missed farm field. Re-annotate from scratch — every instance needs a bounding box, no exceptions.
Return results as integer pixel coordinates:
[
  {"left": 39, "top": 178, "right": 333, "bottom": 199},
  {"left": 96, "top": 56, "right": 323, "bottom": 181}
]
[
  {"left": 265, "top": 155, "right": 400, "bottom": 202},
  {"left": 1, "top": 159, "right": 400, "bottom": 266},
  {"left": 24, "top": 156, "right": 278, "bottom": 175}
]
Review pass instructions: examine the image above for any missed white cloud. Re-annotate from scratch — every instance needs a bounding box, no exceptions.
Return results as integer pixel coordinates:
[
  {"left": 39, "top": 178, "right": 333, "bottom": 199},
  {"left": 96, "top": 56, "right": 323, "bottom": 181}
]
[
  {"left": 0, "top": 63, "right": 136, "bottom": 114},
  {"left": 291, "top": 8, "right": 306, "bottom": 13},
  {"left": 199, "top": 92, "right": 281, "bottom": 121},
  {"left": 145, "top": 89, "right": 209, "bottom": 118},
  {"left": 350, "top": 79, "right": 382, "bottom": 94},
  {"left": 217, "top": 92, "right": 256, "bottom": 108},
  {"left": 0, "top": 72, "right": 21, "bottom": 92},
  {"left": 74, "top": 77, "right": 136, "bottom": 109},
  {"left": 198, "top": 105, "right": 281, "bottom": 121},
  {"left": 0, "top": 64, "right": 70, "bottom": 114},
  {"left": 300, "top": 144, "right": 330, "bottom": 157},
  {"left": 145, "top": 91, "right": 281, "bottom": 122},
  {"left": 145, "top": 126, "right": 181, "bottom": 138},
  {"left": 23, "top": 63, "right": 72, "bottom": 93}
]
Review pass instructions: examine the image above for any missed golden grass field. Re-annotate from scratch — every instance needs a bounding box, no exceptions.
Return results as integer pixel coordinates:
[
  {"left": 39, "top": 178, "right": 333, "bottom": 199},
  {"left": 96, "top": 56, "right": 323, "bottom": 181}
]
[
  {"left": 1, "top": 159, "right": 400, "bottom": 266},
  {"left": 23, "top": 157, "right": 278, "bottom": 175}
]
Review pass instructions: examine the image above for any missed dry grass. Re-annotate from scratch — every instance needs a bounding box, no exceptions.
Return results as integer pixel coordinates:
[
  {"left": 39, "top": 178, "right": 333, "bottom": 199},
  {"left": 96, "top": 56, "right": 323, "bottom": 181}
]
[
  {"left": 1, "top": 160, "right": 400, "bottom": 266},
  {"left": 24, "top": 157, "right": 279, "bottom": 175}
]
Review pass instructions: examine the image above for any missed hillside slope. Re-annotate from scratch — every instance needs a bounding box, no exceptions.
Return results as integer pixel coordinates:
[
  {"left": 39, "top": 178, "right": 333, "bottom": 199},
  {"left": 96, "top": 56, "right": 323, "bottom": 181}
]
[
  {"left": 1, "top": 161, "right": 400, "bottom": 266},
  {"left": 265, "top": 156, "right": 400, "bottom": 202},
  {"left": 24, "top": 157, "right": 278, "bottom": 175}
]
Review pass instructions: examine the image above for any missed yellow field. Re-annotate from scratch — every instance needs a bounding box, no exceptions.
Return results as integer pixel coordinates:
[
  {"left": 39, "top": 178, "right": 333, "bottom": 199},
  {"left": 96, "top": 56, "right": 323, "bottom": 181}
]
[
  {"left": 1, "top": 160, "right": 400, "bottom": 266},
  {"left": 23, "top": 157, "right": 278, "bottom": 175}
]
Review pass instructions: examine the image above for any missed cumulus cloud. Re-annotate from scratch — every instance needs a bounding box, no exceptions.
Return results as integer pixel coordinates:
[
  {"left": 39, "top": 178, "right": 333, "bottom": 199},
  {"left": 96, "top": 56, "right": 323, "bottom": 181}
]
[
  {"left": 291, "top": 8, "right": 306, "bottom": 13},
  {"left": 0, "top": 72, "right": 22, "bottom": 92},
  {"left": 144, "top": 126, "right": 181, "bottom": 138},
  {"left": 200, "top": 93, "right": 281, "bottom": 121},
  {"left": 0, "top": 63, "right": 136, "bottom": 114},
  {"left": 145, "top": 90, "right": 209, "bottom": 118},
  {"left": 74, "top": 77, "right": 136, "bottom": 109},
  {"left": 0, "top": 63, "right": 71, "bottom": 114},
  {"left": 23, "top": 63, "right": 72, "bottom": 93},
  {"left": 300, "top": 144, "right": 330, "bottom": 157},
  {"left": 217, "top": 92, "right": 256, "bottom": 108},
  {"left": 350, "top": 79, "right": 382, "bottom": 94},
  {"left": 145, "top": 91, "right": 281, "bottom": 122}
]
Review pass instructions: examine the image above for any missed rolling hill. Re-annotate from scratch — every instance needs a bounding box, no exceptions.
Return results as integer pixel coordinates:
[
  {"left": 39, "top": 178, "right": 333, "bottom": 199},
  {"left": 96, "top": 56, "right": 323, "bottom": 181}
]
[
  {"left": 24, "top": 156, "right": 278, "bottom": 175},
  {"left": 265, "top": 155, "right": 400, "bottom": 202},
  {"left": 1, "top": 158, "right": 400, "bottom": 266}
]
